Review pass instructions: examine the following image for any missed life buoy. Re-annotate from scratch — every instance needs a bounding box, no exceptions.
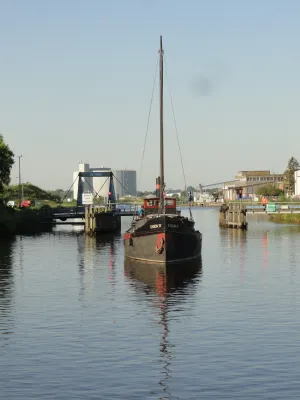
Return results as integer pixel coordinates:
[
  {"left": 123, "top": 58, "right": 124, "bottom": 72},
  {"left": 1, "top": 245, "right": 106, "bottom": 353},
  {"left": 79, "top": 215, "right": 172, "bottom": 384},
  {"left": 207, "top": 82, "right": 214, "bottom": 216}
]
[{"left": 155, "top": 237, "right": 165, "bottom": 254}]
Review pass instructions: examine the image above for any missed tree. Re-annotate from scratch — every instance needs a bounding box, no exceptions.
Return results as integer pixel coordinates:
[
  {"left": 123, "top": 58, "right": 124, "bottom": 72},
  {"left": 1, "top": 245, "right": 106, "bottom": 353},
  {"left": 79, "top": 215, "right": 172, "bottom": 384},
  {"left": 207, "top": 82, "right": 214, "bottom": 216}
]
[
  {"left": 137, "top": 190, "right": 154, "bottom": 197},
  {"left": 284, "top": 156, "right": 300, "bottom": 195},
  {"left": 48, "top": 189, "right": 65, "bottom": 200},
  {"left": 256, "top": 185, "right": 284, "bottom": 197},
  {"left": 0, "top": 135, "right": 14, "bottom": 194},
  {"left": 180, "top": 190, "right": 188, "bottom": 199},
  {"left": 287, "top": 157, "right": 300, "bottom": 171},
  {"left": 2, "top": 182, "right": 61, "bottom": 202},
  {"left": 48, "top": 189, "right": 74, "bottom": 201},
  {"left": 93, "top": 196, "right": 104, "bottom": 205},
  {"left": 186, "top": 186, "right": 196, "bottom": 193},
  {"left": 212, "top": 189, "right": 222, "bottom": 202}
]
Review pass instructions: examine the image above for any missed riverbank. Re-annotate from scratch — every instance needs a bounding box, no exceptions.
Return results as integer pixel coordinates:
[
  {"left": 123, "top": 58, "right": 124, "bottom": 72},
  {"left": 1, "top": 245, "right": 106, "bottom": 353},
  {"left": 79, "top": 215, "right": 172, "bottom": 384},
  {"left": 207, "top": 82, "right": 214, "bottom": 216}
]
[
  {"left": 0, "top": 206, "right": 53, "bottom": 235},
  {"left": 268, "top": 213, "right": 300, "bottom": 224}
]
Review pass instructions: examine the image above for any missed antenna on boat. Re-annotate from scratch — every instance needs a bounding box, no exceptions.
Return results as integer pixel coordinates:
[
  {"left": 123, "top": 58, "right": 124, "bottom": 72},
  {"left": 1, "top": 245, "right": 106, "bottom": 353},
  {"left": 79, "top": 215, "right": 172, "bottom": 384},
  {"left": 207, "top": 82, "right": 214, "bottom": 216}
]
[{"left": 159, "top": 35, "right": 165, "bottom": 213}]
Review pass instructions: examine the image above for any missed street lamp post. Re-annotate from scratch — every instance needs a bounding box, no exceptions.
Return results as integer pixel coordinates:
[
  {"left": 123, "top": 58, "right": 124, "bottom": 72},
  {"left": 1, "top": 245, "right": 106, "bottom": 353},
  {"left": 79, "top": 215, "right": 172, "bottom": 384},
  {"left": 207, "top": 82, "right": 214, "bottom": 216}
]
[{"left": 17, "top": 155, "right": 23, "bottom": 207}]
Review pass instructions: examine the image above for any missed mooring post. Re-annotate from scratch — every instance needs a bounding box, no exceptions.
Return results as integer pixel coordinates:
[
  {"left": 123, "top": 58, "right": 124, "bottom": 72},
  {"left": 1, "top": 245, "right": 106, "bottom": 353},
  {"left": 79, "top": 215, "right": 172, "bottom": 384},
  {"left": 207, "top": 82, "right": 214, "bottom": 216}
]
[
  {"left": 219, "top": 202, "right": 247, "bottom": 229},
  {"left": 241, "top": 204, "right": 247, "bottom": 228}
]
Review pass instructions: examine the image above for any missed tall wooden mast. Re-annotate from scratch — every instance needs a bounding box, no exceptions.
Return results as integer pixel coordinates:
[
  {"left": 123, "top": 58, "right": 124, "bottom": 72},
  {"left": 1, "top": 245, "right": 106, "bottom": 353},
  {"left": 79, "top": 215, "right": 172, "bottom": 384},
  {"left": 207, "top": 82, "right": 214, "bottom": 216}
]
[{"left": 159, "top": 36, "right": 164, "bottom": 211}]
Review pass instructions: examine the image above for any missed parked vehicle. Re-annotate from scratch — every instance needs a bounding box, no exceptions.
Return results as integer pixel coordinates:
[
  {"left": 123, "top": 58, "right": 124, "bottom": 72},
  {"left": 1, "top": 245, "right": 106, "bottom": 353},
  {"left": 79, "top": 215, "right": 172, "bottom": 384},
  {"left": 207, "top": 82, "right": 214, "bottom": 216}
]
[{"left": 20, "top": 200, "right": 35, "bottom": 208}]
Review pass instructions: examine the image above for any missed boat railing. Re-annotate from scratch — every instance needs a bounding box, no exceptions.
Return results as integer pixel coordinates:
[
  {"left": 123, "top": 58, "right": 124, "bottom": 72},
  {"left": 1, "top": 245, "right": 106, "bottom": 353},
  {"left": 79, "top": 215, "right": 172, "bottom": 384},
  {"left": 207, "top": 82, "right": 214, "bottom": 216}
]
[{"left": 108, "top": 203, "right": 140, "bottom": 214}]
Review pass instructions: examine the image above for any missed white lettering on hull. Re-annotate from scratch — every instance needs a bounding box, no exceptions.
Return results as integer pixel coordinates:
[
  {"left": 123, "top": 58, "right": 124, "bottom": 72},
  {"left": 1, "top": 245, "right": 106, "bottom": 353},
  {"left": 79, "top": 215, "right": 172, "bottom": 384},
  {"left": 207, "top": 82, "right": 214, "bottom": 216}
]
[
  {"left": 150, "top": 224, "right": 162, "bottom": 229},
  {"left": 168, "top": 224, "right": 179, "bottom": 228}
]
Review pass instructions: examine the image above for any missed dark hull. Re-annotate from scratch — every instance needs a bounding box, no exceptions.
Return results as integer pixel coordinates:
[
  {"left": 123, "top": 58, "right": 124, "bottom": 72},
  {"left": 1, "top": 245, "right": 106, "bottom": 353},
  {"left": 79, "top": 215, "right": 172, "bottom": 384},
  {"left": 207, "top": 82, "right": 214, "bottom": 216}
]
[{"left": 124, "top": 215, "right": 202, "bottom": 264}]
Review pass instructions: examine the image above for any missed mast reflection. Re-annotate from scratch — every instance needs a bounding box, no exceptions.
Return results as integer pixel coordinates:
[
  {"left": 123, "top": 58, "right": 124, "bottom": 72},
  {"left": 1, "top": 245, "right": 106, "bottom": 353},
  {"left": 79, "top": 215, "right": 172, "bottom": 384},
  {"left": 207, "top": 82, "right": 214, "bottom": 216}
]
[{"left": 124, "top": 258, "right": 202, "bottom": 398}]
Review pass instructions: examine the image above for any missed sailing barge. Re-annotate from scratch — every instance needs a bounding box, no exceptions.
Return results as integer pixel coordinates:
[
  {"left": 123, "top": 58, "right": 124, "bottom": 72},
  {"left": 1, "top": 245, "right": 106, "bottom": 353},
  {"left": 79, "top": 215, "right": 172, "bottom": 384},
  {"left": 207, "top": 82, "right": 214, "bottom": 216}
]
[{"left": 123, "top": 37, "right": 202, "bottom": 264}]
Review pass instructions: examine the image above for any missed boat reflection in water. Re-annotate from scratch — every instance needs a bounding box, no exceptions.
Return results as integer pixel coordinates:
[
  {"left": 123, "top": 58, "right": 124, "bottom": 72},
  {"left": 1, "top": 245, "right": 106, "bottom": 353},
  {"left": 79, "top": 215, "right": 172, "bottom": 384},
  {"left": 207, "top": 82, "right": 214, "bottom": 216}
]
[
  {"left": 125, "top": 257, "right": 202, "bottom": 295},
  {"left": 124, "top": 257, "right": 202, "bottom": 398}
]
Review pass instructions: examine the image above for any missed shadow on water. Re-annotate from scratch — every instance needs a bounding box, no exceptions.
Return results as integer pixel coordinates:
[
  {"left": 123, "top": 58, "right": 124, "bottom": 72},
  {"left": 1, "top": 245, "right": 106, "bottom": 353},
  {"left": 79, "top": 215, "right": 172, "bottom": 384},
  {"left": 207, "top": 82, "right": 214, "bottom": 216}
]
[
  {"left": 124, "top": 257, "right": 202, "bottom": 399},
  {"left": 0, "top": 238, "right": 16, "bottom": 344}
]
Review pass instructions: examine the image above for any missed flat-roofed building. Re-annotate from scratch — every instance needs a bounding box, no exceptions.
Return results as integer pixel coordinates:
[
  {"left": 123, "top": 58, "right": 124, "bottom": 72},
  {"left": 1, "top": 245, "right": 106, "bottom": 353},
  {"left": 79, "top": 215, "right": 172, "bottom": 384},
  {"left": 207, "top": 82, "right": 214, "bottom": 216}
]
[{"left": 223, "top": 170, "right": 284, "bottom": 200}]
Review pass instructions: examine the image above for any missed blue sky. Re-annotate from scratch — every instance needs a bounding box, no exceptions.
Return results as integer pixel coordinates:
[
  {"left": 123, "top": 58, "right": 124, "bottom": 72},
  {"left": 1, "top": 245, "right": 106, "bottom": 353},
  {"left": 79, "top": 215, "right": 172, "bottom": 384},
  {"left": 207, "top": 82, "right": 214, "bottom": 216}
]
[{"left": 1, "top": 0, "right": 300, "bottom": 190}]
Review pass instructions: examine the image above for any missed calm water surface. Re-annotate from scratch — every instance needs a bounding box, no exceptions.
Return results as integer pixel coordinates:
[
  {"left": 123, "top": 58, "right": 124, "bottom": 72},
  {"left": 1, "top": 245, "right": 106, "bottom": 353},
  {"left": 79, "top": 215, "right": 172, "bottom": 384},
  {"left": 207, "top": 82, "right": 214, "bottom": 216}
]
[{"left": 1, "top": 209, "right": 300, "bottom": 399}]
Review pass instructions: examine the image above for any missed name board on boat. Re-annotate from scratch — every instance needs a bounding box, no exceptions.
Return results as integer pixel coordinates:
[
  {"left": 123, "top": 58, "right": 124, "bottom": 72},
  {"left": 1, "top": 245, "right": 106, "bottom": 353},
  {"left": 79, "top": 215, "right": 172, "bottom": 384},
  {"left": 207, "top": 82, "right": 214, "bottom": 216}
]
[
  {"left": 168, "top": 224, "right": 179, "bottom": 229},
  {"left": 150, "top": 224, "right": 162, "bottom": 229}
]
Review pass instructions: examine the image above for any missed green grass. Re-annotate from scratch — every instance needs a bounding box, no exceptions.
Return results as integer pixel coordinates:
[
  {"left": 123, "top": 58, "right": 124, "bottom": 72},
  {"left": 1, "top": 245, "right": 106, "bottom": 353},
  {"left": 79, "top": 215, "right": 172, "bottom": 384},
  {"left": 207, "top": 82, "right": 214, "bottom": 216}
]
[
  {"left": 33, "top": 200, "right": 78, "bottom": 208},
  {"left": 269, "top": 213, "right": 300, "bottom": 224},
  {"left": 7, "top": 199, "right": 78, "bottom": 209}
]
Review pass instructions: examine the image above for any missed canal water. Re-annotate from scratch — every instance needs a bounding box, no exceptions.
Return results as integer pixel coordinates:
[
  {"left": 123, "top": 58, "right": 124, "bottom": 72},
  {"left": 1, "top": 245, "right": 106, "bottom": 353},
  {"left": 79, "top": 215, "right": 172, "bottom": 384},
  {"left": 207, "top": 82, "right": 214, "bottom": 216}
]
[{"left": 1, "top": 208, "right": 300, "bottom": 399}]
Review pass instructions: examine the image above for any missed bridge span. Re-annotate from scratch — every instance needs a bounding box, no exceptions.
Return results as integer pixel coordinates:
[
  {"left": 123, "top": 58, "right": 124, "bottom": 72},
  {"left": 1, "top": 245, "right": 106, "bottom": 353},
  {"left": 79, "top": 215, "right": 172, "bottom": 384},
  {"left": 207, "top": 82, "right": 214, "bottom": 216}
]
[
  {"left": 51, "top": 204, "right": 139, "bottom": 221},
  {"left": 245, "top": 203, "right": 300, "bottom": 214}
]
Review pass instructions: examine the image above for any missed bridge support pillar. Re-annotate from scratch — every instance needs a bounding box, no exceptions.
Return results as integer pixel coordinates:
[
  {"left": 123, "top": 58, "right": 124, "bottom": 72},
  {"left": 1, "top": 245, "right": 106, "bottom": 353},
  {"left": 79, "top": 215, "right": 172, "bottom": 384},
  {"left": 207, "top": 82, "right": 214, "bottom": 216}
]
[
  {"left": 219, "top": 202, "right": 248, "bottom": 229},
  {"left": 85, "top": 205, "right": 121, "bottom": 235}
]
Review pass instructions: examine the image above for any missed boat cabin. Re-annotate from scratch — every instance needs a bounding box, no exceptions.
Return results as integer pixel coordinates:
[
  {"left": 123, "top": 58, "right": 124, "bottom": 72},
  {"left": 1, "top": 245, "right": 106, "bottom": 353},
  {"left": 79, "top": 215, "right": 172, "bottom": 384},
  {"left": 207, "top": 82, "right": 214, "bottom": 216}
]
[{"left": 142, "top": 197, "right": 178, "bottom": 216}]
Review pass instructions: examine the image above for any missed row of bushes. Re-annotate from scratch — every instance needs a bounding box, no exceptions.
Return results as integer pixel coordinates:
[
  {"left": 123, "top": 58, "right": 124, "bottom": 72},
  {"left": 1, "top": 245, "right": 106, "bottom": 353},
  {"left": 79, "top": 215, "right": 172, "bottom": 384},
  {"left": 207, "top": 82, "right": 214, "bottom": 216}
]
[
  {"left": 0, "top": 205, "right": 53, "bottom": 235},
  {"left": 1, "top": 183, "right": 61, "bottom": 203}
]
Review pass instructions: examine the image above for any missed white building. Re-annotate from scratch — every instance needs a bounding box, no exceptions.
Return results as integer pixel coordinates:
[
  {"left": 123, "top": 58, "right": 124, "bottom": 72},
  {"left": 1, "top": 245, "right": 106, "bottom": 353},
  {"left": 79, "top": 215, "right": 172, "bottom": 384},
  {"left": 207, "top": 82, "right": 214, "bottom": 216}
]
[
  {"left": 194, "top": 192, "right": 214, "bottom": 203},
  {"left": 73, "top": 163, "right": 91, "bottom": 200},
  {"left": 223, "top": 170, "right": 284, "bottom": 200},
  {"left": 166, "top": 190, "right": 181, "bottom": 197},
  {"left": 90, "top": 167, "right": 111, "bottom": 200},
  {"left": 72, "top": 163, "right": 137, "bottom": 201},
  {"left": 73, "top": 163, "right": 111, "bottom": 201},
  {"left": 294, "top": 170, "right": 300, "bottom": 196}
]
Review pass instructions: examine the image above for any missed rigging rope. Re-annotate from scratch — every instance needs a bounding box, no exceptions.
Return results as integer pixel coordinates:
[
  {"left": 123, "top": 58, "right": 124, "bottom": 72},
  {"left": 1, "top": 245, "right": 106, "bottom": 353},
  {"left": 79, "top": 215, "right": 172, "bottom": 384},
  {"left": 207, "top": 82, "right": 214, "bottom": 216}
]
[
  {"left": 81, "top": 177, "right": 99, "bottom": 197},
  {"left": 58, "top": 175, "right": 79, "bottom": 206},
  {"left": 58, "top": 175, "right": 110, "bottom": 207},
  {"left": 93, "top": 176, "right": 110, "bottom": 200},
  {"left": 137, "top": 55, "right": 159, "bottom": 191},
  {"left": 112, "top": 173, "right": 139, "bottom": 217},
  {"left": 112, "top": 173, "right": 131, "bottom": 197},
  {"left": 61, "top": 173, "right": 136, "bottom": 208},
  {"left": 83, "top": 176, "right": 109, "bottom": 200},
  {"left": 164, "top": 56, "right": 193, "bottom": 220}
]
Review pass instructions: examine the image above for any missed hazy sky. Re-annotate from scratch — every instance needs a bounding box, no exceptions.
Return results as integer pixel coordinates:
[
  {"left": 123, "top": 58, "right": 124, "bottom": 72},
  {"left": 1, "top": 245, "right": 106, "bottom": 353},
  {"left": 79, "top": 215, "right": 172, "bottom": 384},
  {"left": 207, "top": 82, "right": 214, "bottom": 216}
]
[{"left": 1, "top": 0, "right": 300, "bottom": 191}]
